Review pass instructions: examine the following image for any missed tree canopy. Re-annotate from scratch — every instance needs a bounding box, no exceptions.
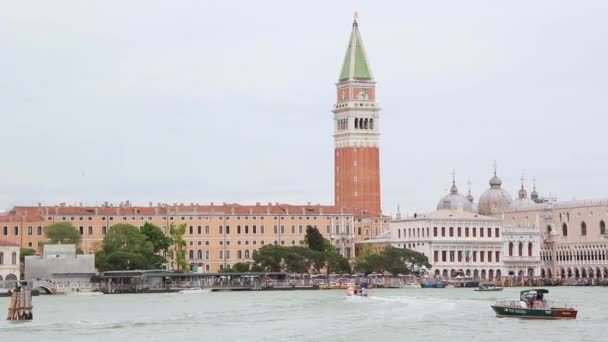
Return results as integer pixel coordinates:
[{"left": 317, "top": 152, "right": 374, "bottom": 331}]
[
  {"left": 45, "top": 222, "right": 81, "bottom": 245},
  {"left": 95, "top": 224, "right": 160, "bottom": 271},
  {"left": 304, "top": 225, "right": 325, "bottom": 252},
  {"left": 251, "top": 238, "right": 350, "bottom": 274},
  {"left": 354, "top": 246, "right": 431, "bottom": 275},
  {"left": 170, "top": 223, "right": 189, "bottom": 273}
]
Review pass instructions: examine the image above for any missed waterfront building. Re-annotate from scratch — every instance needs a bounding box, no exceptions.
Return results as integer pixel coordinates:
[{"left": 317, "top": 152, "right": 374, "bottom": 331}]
[
  {"left": 24, "top": 244, "right": 95, "bottom": 281},
  {"left": 390, "top": 208, "right": 506, "bottom": 280},
  {"left": 0, "top": 18, "right": 389, "bottom": 272},
  {"left": 0, "top": 239, "right": 20, "bottom": 282},
  {"left": 503, "top": 199, "right": 608, "bottom": 279},
  {"left": 474, "top": 169, "right": 608, "bottom": 279}
]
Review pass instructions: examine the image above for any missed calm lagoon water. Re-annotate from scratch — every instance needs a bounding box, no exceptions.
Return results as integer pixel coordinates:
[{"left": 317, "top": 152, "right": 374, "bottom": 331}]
[{"left": 1, "top": 287, "right": 606, "bottom": 342}]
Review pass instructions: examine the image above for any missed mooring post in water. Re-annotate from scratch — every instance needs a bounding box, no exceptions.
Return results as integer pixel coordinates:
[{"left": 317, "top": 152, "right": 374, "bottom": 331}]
[{"left": 6, "top": 283, "right": 33, "bottom": 321}]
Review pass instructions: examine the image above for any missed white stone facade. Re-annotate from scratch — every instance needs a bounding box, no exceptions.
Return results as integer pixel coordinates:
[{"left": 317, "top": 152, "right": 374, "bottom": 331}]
[
  {"left": 502, "top": 199, "right": 608, "bottom": 278},
  {"left": 0, "top": 241, "right": 20, "bottom": 281},
  {"left": 501, "top": 225, "right": 542, "bottom": 277},
  {"left": 390, "top": 210, "right": 505, "bottom": 280}
]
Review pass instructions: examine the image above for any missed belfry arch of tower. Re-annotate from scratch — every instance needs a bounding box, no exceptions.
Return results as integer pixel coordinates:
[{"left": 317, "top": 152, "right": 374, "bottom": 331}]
[{"left": 332, "top": 16, "right": 382, "bottom": 216}]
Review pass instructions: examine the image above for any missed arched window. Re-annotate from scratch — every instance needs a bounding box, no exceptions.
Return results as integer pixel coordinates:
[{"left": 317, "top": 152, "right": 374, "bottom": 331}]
[
  {"left": 245, "top": 249, "right": 250, "bottom": 259},
  {"left": 237, "top": 250, "right": 242, "bottom": 259},
  {"left": 508, "top": 242, "right": 513, "bottom": 256},
  {"left": 581, "top": 221, "right": 587, "bottom": 236},
  {"left": 364, "top": 118, "right": 369, "bottom": 129},
  {"left": 370, "top": 118, "right": 374, "bottom": 129},
  {"left": 562, "top": 223, "right": 568, "bottom": 237},
  {"left": 398, "top": 229, "right": 401, "bottom": 239},
  {"left": 11, "top": 252, "right": 16, "bottom": 265},
  {"left": 197, "top": 250, "right": 202, "bottom": 259},
  {"left": 354, "top": 118, "right": 358, "bottom": 129},
  {"left": 0, "top": 252, "right": 3, "bottom": 264},
  {"left": 547, "top": 225, "right": 552, "bottom": 234},
  {"left": 601, "top": 220, "right": 606, "bottom": 235},
  {"left": 528, "top": 243, "right": 533, "bottom": 257},
  {"left": 188, "top": 250, "right": 194, "bottom": 259},
  {"left": 518, "top": 242, "right": 523, "bottom": 256}
]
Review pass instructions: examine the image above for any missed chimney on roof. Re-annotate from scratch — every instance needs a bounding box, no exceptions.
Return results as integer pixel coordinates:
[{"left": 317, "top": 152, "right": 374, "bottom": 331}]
[
  {"left": 307, "top": 201, "right": 311, "bottom": 206},
  {"left": 268, "top": 202, "right": 271, "bottom": 206},
  {"left": 149, "top": 202, "right": 153, "bottom": 207},
  {"left": 109, "top": 203, "right": 113, "bottom": 207},
  {"left": 190, "top": 202, "right": 194, "bottom": 206},
  {"left": 37, "top": 202, "right": 41, "bottom": 207},
  {"left": 256, "top": 202, "right": 260, "bottom": 206}
]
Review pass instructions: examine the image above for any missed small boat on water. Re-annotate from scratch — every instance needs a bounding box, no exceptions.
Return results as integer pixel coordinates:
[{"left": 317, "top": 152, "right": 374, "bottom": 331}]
[
  {"left": 346, "top": 283, "right": 369, "bottom": 297},
  {"left": 491, "top": 289, "right": 577, "bottom": 319},
  {"left": 346, "top": 287, "right": 368, "bottom": 297},
  {"left": 178, "top": 288, "right": 210, "bottom": 294},
  {"left": 475, "top": 284, "right": 504, "bottom": 292}
]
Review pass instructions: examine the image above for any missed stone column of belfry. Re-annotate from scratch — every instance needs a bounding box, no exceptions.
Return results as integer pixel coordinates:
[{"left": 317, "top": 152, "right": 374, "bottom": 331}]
[{"left": 333, "top": 16, "right": 381, "bottom": 216}]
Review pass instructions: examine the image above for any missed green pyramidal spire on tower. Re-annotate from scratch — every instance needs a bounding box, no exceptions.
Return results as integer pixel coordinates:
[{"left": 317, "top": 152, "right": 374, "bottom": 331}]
[{"left": 339, "top": 17, "right": 374, "bottom": 82}]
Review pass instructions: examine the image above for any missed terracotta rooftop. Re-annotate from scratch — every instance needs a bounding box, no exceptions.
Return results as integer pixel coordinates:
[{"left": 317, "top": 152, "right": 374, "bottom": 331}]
[
  {"left": 0, "top": 239, "right": 19, "bottom": 247},
  {"left": 10, "top": 203, "right": 382, "bottom": 218}
]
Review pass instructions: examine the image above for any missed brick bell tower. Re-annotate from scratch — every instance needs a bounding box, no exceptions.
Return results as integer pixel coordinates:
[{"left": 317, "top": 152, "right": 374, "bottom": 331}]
[{"left": 333, "top": 15, "right": 381, "bottom": 216}]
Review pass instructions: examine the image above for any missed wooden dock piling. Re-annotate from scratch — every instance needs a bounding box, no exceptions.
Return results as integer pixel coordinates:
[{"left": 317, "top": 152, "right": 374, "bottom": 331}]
[{"left": 6, "top": 286, "right": 33, "bottom": 321}]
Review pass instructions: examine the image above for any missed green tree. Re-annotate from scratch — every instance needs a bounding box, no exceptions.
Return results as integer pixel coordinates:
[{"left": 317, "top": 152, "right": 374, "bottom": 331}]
[
  {"left": 354, "top": 253, "right": 384, "bottom": 274},
  {"left": 140, "top": 222, "right": 172, "bottom": 268},
  {"left": 252, "top": 245, "right": 286, "bottom": 272},
  {"left": 219, "top": 267, "right": 236, "bottom": 273},
  {"left": 322, "top": 239, "right": 350, "bottom": 275},
  {"left": 305, "top": 225, "right": 325, "bottom": 252},
  {"left": 19, "top": 248, "right": 36, "bottom": 262},
  {"left": 95, "top": 224, "right": 156, "bottom": 271},
  {"left": 170, "top": 223, "right": 189, "bottom": 273},
  {"left": 45, "top": 222, "right": 81, "bottom": 245},
  {"left": 231, "top": 262, "right": 251, "bottom": 273},
  {"left": 283, "top": 247, "right": 313, "bottom": 274},
  {"left": 141, "top": 222, "right": 172, "bottom": 253}
]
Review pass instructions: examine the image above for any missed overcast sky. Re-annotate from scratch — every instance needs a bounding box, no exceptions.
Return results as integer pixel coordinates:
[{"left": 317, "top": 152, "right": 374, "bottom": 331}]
[{"left": 1, "top": 1, "right": 607, "bottom": 215}]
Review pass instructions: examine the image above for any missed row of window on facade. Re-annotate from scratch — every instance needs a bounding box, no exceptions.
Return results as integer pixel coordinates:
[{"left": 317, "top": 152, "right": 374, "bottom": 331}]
[
  {"left": 336, "top": 117, "right": 374, "bottom": 131},
  {"left": 507, "top": 242, "right": 534, "bottom": 257},
  {"left": 558, "top": 211, "right": 608, "bottom": 223},
  {"left": 541, "top": 249, "right": 608, "bottom": 262},
  {"left": 398, "top": 227, "right": 500, "bottom": 239},
  {"left": 187, "top": 249, "right": 255, "bottom": 261},
  {"left": 0, "top": 252, "right": 17, "bottom": 265},
  {"left": 551, "top": 220, "right": 606, "bottom": 237},
  {"left": 50, "top": 215, "right": 351, "bottom": 222},
  {"left": 434, "top": 250, "right": 501, "bottom": 263}
]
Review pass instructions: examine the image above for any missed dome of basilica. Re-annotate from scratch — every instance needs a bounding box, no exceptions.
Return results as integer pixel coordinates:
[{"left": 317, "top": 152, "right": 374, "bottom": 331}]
[
  {"left": 436, "top": 181, "right": 474, "bottom": 212},
  {"left": 478, "top": 171, "right": 512, "bottom": 216},
  {"left": 507, "top": 182, "right": 537, "bottom": 211}
]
